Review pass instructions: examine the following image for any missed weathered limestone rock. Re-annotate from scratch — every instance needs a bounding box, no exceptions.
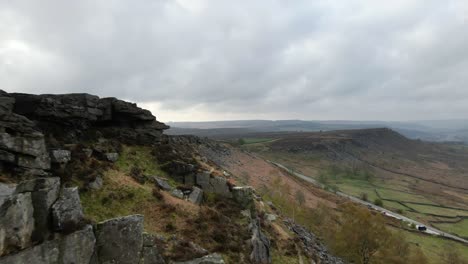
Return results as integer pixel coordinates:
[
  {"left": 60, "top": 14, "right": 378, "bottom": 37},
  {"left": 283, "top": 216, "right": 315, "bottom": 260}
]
[
  {"left": 195, "top": 171, "right": 231, "bottom": 197},
  {"left": 154, "top": 177, "right": 172, "bottom": 191},
  {"left": 210, "top": 177, "right": 231, "bottom": 197},
  {"left": 250, "top": 218, "right": 271, "bottom": 264},
  {"left": 15, "top": 177, "right": 60, "bottom": 242},
  {"left": 0, "top": 225, "right": 95, "bottom": 264},
  {"left": 50, "top": 150, "right": 71, "bottom": 164},
  {"left": 195, "top": 171, "right": 211, "bottom": 190},
  {"left": 0, "top": 183, "right": 16, "bottom": 204},
  {"left": 0, "top": 131, "right": 50, "bottom": 174},
  {"left": 171, "top": 189, "right": 184, "bottom": 199},
  {"left": 51, "top": 187, "right": 85, "bottom": 232},
  {"left": 232, "top": 186, "right": 254, "bottom": 209},
  {"left": 95, "top": 215, "right": 144, "bottom": 264},
  {"left": 164, "top": 161, "right": 196, "bottom": 176},
  {"left": 104, "top": 152, "right": 119, "bottom": 162},
  {"left": 140, "top": 233, "right": 166, "bottom": 264},
  {"left": 88, "top": 176, "right": 103, "bottom": 190},
  {"left": 0, "top": 192, "right": 34, "bottom": 255},
  {"left": 5, "top": 92, "right": 168, "bottom": 149},
  {"left": 174, "top": 253, "right": 225, "bottom": 264},
  {"left": 188, "top": 187, "right": 203, "bottom": 205},
  {"left": 58, "top": 225, "right": 96, "bottom": 264},
  {"left": 265, "top": 214, "right": 277, "bottom": 222}
]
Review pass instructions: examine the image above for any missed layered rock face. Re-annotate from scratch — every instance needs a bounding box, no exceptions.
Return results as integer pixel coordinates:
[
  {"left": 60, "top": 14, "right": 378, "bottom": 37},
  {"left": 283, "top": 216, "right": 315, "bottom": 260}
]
[
  {"left": 0, "top": 91, "right": 50, "bottom": 177},
  {"left": 0, "top": 178, "right": 165, "bottom": 264},
  {"left": 0, "top": 90, "right": 168, "bottom": 177}
]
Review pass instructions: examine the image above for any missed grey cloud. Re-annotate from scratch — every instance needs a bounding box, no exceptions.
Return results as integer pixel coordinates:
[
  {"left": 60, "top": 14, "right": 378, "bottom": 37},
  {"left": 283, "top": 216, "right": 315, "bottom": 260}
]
[{"left": 1, "top": 0, "right": 467, "bottom": 121}]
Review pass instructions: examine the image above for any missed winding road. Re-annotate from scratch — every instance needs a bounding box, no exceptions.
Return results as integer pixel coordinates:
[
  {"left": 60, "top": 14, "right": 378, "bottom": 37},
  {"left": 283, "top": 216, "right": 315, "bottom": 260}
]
[{"left": 269, "top": 161, "right": 468, "bottom": 245}]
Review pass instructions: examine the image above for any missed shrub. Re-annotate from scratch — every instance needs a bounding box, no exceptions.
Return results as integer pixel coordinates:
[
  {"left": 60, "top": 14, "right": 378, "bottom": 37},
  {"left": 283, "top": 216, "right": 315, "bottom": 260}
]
[
  {"left": 361, "top": 193, "right": 368, "bottom": 201},
  {"left": 374, "top": 198, "right": 383, "bottom": 206}
]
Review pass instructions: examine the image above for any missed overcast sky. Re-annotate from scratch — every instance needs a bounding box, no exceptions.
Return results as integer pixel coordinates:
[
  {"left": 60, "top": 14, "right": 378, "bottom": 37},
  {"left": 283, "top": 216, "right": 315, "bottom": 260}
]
[{"left": 1, "top": 1, "right": 467, "bottom": 122}]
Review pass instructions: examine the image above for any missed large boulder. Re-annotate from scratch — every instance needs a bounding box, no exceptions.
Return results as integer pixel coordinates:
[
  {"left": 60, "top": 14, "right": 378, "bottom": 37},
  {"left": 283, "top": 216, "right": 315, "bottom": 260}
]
[
  {"left": 0, "top": 192, "right": 34, "bottom": 255},
  {"left": 94, "top": 215, "right": 144, "bottom": 264},
  {"left": 0, "top": 225, "right": 95, "bottom": 264},
  {"left": 51, "top": 187, "right": 85, "bottom": 232},
  {"left": 140, "top": 233, "right": 166, "bottom": 264},
  {"left": 196, "top": 172, "right": 231, "bottom": 198},
  {"left": 188, "top": 187, "right": 203, "bottom": 205},
  {"left": 232, "top": 186, "right": 254, "bottom": 209},
  {"left": 154, "top": 177, "right": 172, "bottom": 191},
  {"left": 87, "top": 176, "right": 103, "bottom": 190},
  {"left": 15, "top": 177, "right": 60, "bottom": 242}
]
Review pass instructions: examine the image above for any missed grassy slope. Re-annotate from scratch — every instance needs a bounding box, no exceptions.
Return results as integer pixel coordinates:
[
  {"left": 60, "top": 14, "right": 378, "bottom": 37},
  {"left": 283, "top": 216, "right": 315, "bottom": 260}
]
[
  {"left": 398, "top": 228, "right": 468, "bottom": 263},
  {"left": 434, "top": 219, "right": 468, "bottom": 238}
]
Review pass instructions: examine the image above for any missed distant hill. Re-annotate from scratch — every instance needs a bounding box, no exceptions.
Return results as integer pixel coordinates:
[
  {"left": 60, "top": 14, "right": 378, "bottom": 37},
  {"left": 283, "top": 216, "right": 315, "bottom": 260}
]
[{"left": 167, "top": 119, "right": 468, "bottom": 143}]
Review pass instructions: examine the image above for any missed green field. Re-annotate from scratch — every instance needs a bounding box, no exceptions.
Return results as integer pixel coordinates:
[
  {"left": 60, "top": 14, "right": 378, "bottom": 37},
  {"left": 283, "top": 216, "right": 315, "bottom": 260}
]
[
  {"left": 434, "top": 219, "right": 468, "bottom": 238},
  {"left": 406, "top": 204, "right": 468, "bottom": 217},
  {"left": 383, "top": 200, "right": 411, "bottom": 211},
  {"left": 376, "top": 188, "right": 433, "bottom": 204},
  {"left": 398, "top": 228, "right": 468, "bottom": 263}
]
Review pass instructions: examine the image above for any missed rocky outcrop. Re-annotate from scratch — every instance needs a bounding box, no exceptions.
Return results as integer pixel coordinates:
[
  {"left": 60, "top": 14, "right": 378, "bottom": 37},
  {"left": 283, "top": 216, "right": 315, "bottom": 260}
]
[
  {"left": 232, "top": 186, "right": 254, "bottom": 209},
  {"left": 0, "top": 225, "right": 96, "bottom": 264},
  {"left": 0, "top": 178, "right": 166, "bottom": 264},
  {"left": 10, "top": 92, "right": 168, "bottom": 144},
  {"left": 0, "top": 91, "right": 50, "bottom": 177},
  {"left": 284, "top": 219, "right": 345, "bottom": 264},
  {"left": 250, "top": 218, "right": 271, "bottom": 264},
  {"left": 195, "top": 171, "right": 231, "bottom": 198},
  {"left": 0, "top": 90, "right": 169, "bottom": 177}
]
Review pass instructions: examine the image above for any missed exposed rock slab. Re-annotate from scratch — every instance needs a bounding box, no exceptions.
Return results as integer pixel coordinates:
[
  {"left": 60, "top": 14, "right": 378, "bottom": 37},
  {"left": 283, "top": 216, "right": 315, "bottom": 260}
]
[
  {"left": 195, "top": 171, "right": 231, "bottom": 197},
  {"left": 15, "top": 177, "right": 60, "bottom": 243},
  {"left": 140, "top": 233, "right": 166, "bottom": 264},
  {"left": 188, "top": 187, "right": 203, "bottom": 205},
  {"left": 232, "top": 186, "right": 254, "bottom": 209},
  {"left": 51, "top": 187, "right": 85, "bottom": 232},
  {"left": 250, "top": 218, "right": 271, "bottom": 264},
  {"left": 0, "top": 192, "right": 34, "bottom": 255},
  {"left": 154, "top": 177, "right": 172, "bottom": 191},
  {"left": 0, "top": 225, "right": 95, "bottom": 264},
  {"left": 94, "top": 215, "right": 144, "bottom": 264}
]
